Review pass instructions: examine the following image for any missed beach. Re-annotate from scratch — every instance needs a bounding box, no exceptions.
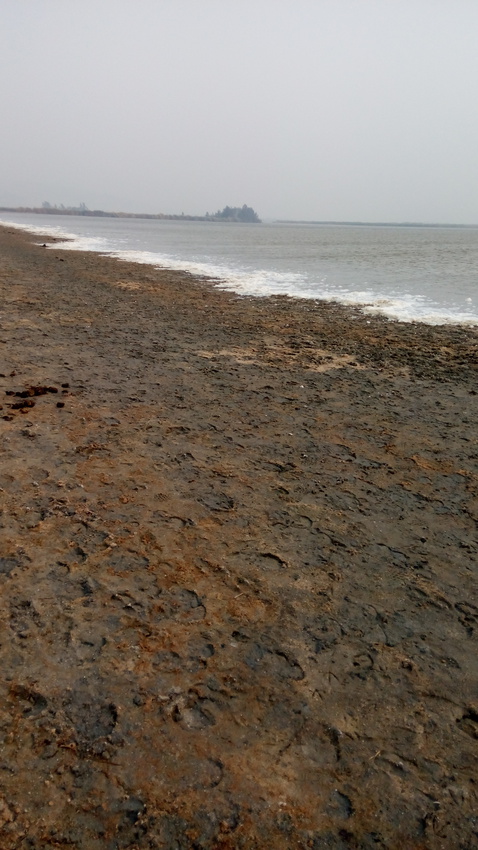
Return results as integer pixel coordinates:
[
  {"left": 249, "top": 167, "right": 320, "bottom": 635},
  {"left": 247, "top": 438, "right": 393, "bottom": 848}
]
[{"left": 0, "top": 223, "right": 477, "bottom": 848}]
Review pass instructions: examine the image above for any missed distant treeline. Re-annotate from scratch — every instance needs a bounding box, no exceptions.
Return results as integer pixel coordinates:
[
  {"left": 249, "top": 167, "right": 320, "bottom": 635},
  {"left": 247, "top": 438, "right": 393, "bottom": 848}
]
[
  {"left": 0, "top": 203, "right": 261, "bottom": 223},
  {"left": 210, "top": 205, "right": 261, "bottom": 223}
]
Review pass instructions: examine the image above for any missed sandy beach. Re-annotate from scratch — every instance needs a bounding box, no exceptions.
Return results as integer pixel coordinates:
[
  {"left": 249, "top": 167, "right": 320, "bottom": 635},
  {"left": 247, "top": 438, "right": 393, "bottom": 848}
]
[{"left": 0, "top": 224, "right": 477, "bottom": 849}]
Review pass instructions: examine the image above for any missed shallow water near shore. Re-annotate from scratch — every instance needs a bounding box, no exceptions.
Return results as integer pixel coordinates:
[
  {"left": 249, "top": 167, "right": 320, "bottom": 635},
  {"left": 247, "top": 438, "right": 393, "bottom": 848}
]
[{"left": 1, "top": 211, "right": 478, "bottom": 325}]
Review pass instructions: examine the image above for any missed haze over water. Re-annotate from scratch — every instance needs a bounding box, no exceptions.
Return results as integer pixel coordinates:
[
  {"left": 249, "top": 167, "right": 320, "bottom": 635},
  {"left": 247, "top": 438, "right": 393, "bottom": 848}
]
[{"left": 2, "top": 213, "right": 477, "bottom": 326}]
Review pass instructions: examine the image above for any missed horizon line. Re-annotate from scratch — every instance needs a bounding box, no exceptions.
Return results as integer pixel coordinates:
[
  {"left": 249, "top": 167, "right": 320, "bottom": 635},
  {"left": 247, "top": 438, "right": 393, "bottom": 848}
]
[{"left": 273, "top": 219, "right": 478, "bottom": 228}]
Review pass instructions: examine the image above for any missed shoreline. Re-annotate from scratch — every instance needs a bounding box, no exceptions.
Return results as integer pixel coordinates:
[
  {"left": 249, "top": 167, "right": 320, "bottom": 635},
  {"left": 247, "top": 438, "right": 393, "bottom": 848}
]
[
  {"left": 3, "top": 215, "right": 478, "bottom": 329},
  {"left": 0, "top": 224, "right": 477, "bottom": 848}
]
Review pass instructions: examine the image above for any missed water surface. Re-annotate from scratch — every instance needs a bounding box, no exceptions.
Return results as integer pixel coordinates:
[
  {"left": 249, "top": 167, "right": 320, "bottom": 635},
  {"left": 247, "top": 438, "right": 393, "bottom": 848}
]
[{"left": 2, "top": 212, "right": 477, "bottom": 325}]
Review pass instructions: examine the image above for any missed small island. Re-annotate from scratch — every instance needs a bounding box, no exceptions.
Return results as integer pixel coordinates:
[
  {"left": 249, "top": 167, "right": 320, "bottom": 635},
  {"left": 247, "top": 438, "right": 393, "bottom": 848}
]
[{"left": 208, "top": 205, "right": 261, "bottom": 223}]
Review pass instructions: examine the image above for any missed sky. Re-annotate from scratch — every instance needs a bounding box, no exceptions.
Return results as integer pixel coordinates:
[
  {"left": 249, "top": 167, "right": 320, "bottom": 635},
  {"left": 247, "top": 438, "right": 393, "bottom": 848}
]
[{"left": 1, "top": 0, "right": 477, "bottom": 223}]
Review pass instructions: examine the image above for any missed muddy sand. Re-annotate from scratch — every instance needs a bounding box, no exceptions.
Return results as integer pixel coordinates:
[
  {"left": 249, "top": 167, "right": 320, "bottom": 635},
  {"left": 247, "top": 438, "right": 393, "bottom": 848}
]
[{"left": 0, "top": 224, "right": 477, "bottom": 849}]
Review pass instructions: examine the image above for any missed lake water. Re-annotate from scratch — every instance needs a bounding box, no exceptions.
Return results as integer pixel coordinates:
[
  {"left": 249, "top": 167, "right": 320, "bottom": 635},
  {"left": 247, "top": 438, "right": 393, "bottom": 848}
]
[{"left": 1, "top": 212, "right": 477, "bottom": 326}]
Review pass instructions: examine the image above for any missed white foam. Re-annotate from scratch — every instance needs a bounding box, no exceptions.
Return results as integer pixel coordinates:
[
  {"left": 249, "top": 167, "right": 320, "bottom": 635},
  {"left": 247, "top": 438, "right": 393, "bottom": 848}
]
[
  {"left": 114, "top": 250, "right": 478, "bottom": 325},
  {"left": 0, "top": 218, "right": 113, "bottom": 253},
  {"left": 1, "top": 219, "right": 78, "bottom": 240}
]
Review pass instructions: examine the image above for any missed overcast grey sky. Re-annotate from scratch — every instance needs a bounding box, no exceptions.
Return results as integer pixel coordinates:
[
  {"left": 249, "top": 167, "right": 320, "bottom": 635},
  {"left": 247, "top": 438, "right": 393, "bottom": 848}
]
[{"left": 1, "top": 0, "right": 477, "bottom": 223}]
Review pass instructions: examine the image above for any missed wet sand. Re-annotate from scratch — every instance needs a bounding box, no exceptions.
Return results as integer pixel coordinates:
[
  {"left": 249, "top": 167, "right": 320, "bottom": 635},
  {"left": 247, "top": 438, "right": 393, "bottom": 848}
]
[{"left": 0, "top": 224, "right": 477, "bottom": 849}]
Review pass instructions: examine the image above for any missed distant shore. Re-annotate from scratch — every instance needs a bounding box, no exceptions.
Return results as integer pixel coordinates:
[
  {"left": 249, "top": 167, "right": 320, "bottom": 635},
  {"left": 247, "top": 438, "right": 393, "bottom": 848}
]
[
  {"left": 0, "top": 224, "right": 477, "bottom": 849},
  {"left": 0, "top": 205, "right": 261, "bottom": 223},
  {"left": 276, "top": 219, "right": 478, "bottom": 228},
  {"left": 0, "top": 205, "right": 216, "bottom": 222},
  {"left": 2, "top": 205, "right": 476, "bottom": 227}
]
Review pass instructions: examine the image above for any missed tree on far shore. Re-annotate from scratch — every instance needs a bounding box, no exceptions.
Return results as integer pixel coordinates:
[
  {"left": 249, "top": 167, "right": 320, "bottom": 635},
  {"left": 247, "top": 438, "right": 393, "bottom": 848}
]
[{"left": 213, "top": 205, "right": 261, "bottom": 223}]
